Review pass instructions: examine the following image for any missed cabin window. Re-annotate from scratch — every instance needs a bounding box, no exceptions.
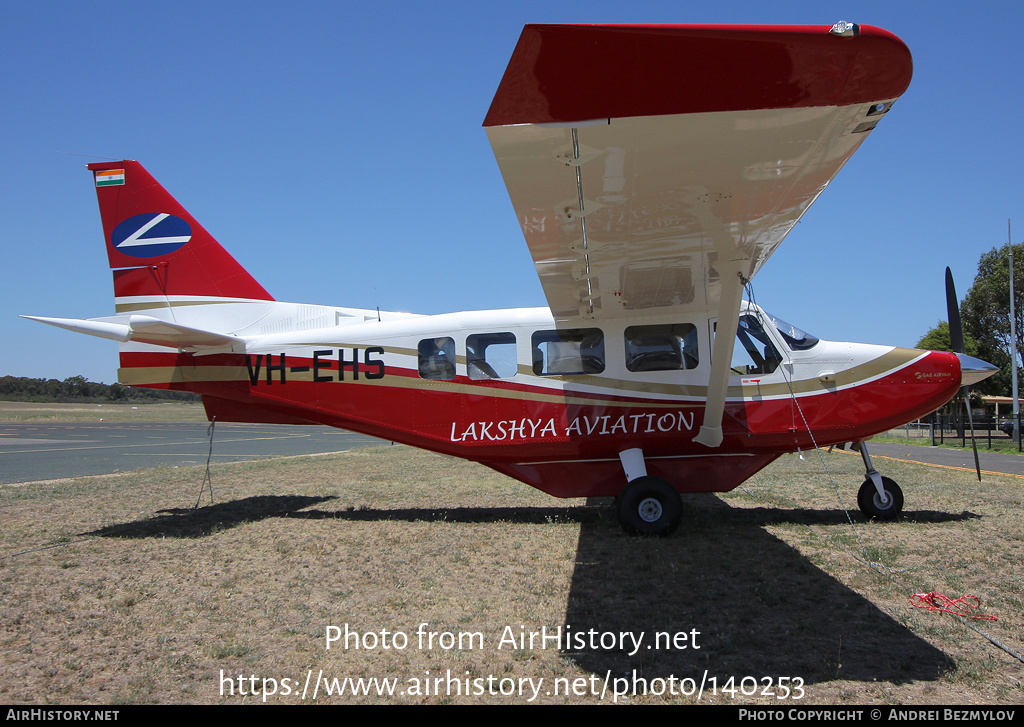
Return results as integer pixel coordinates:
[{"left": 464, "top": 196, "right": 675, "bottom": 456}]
[
  {"left": 417, "top": 337, "right": 455, "bottom": 380},
  {"left": 532, "top": 328, "right": 605, "bottom": 376},
  {"left": 624, "top": 323, "right": 699, "bottom": 372},
  {"left": 466, "top": 332, "right": 517, "bottom": 379},
  {"left": 731, "top": 315, "right": 783, "bottom": 375}
]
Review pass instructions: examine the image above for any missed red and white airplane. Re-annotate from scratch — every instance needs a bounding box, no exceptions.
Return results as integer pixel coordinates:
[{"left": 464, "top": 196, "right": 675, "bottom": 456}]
[{"left": 26, "top": 23, "right": 995, "bottom": 535}]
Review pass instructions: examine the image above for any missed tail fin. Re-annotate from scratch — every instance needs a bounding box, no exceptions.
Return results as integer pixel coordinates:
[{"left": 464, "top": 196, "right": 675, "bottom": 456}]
[{"left": 87, "top": 160, "right": 273, "bottom": 301}]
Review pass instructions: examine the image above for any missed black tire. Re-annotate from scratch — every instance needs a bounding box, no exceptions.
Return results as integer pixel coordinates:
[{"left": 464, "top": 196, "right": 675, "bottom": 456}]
[
  {"left": 617, "top": 476, "right": 682, "bottom": 536},
  {"left": 857, "top": 477, "right": 903, "bottom": 520}
]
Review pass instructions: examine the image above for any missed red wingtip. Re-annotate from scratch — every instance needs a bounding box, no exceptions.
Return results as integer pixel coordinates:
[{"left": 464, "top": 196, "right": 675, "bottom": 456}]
[{"left": 484, "top": 24, "right": 912, "bottom": 126}]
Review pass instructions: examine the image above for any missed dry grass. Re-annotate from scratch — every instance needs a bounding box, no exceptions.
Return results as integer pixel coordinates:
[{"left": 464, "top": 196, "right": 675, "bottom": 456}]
[
  {"left": 0, "top": 401, "right": 207, "bottom": 423},
  {"left": 1, "top": 444, "right": 1022, "bottom": 704}
]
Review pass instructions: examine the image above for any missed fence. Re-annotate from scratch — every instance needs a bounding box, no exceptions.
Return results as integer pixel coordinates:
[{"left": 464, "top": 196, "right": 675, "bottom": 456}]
[{"left": 887, "top": 412, "right": 1023, "bottom": 451}]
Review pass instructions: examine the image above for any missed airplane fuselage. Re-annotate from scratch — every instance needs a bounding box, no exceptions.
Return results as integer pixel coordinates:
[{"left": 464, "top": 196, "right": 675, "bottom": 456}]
[{"left": 116, "top": 300, "right": 961, "bottom": 498}]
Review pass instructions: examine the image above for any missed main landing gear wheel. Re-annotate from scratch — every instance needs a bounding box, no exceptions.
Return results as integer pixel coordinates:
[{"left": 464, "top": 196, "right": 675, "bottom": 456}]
[
  {"left": 857, "top": 477, "right": 904, "bottom": 520},
  {"left": 617, "top": 476, "right": 682, "bottom": 537}
]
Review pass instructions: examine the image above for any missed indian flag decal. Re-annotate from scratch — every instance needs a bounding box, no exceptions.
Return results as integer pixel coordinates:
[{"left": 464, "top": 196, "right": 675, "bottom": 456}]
[{"left": 95, "top": 169, "right": 125, "bottom": 187}]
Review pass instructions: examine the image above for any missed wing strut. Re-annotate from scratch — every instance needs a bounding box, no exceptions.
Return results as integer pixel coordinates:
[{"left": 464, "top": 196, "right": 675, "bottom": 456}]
[{"left": 693, "top": 261, "right": 748, "bottom": 448}]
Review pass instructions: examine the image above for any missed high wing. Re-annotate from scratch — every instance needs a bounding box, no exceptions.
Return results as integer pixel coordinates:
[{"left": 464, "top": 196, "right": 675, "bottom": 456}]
[{"left": 485, "top": 23, "right": 913, "bottom": 322}]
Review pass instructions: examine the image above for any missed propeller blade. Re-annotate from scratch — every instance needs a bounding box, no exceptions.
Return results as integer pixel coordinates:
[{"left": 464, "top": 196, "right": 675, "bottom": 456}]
[
  {"left": 962, "top": 386, "right": 982, "bottom": 481},
  {"left": 946, "top": 268, "right": 982, "bottom": 480},
  {"left": 945, "top": 267, "right": 965, "bottom": 354}
]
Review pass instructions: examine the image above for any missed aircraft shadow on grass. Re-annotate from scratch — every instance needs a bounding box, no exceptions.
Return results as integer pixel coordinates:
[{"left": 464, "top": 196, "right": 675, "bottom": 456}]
[
  {"left": 83, "top": 490, "right": 979, "bottom": 543},
  {"left": 85, "top": 490, "right": 962, "bottom": 686},
  {"left": 561, "top": 495, "right": 956, "bottom": 688},
  {"left": 83, "top": 494, "right": 338, "bottom": 539}
]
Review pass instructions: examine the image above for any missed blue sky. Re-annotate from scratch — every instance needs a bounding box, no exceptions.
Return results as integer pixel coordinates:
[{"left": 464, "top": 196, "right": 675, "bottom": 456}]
[{"left": 3, "top": 1, "right": 1022, "bottom": 384}]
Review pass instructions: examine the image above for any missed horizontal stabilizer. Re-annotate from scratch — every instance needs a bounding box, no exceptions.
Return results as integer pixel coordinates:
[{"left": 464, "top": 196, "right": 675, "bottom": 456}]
[{"left": 21, "top": 315, "right": 244, "bottom": 353}]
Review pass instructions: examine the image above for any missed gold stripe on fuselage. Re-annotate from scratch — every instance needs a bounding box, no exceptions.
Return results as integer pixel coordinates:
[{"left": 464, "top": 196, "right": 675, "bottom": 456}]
[{"left": 118, "top": 347, "right": 925, "bottom": 410}]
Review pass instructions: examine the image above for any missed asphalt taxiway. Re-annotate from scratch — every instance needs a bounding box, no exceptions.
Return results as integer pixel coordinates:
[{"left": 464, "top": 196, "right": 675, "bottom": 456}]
[
  {"left": 0, "top": 422, "right": 385, "bottom": 484},
  {"left": 860, "top": 441, "right": 1024, "bottom": 478}
]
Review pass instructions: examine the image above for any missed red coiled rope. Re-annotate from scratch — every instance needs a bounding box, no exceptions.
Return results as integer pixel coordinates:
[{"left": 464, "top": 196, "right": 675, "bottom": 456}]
[{"left": 910, "top": 592, "right": 997, "bottom": 620}]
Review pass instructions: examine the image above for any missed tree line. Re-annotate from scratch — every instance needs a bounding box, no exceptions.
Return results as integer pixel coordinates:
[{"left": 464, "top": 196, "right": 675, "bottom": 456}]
[{"left": 0, "top": 375, "right": 199, "bottom": 403}]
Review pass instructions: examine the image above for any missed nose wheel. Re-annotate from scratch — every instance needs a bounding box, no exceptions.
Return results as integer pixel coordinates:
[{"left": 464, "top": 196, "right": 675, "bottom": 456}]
[
  {"left": 853, "top": 442, "right": 903, "bottom": 520},
  {"left": 857, "top": 476, "right": 903, "bottom": 520}
]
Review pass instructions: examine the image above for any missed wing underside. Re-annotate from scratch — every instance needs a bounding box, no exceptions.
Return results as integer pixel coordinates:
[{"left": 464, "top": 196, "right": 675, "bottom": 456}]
[{"left": 485, "top": 24, "right": 913, "bottom": 323}]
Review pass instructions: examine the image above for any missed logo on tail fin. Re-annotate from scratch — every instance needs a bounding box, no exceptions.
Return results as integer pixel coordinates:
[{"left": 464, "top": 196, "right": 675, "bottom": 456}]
[{"left": 111, "top": 213, "right": 192, "bottom": 258}]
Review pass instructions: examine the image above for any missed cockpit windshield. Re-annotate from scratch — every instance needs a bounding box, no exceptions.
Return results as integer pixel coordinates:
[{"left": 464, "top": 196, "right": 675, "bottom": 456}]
[{"left": 766, "top": 313, "right": 819, "bottom": 351}]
